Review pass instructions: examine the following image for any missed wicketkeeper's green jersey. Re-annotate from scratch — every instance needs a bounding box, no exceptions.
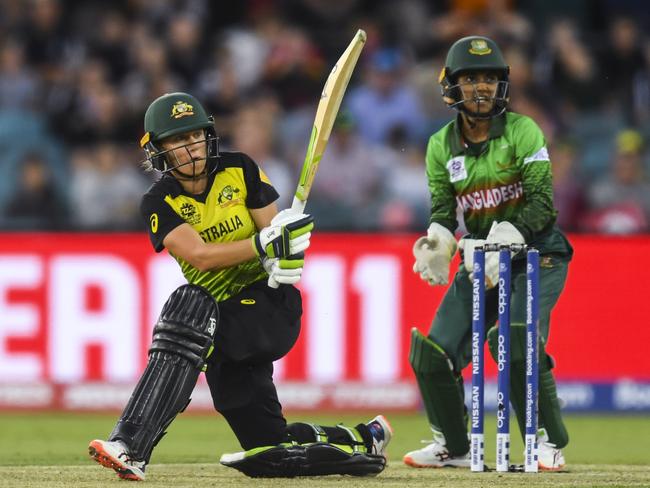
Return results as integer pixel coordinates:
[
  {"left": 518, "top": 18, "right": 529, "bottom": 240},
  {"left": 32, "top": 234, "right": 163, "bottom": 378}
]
[{"left": 426, "top": 112, "right": 572, "bottom": 257}]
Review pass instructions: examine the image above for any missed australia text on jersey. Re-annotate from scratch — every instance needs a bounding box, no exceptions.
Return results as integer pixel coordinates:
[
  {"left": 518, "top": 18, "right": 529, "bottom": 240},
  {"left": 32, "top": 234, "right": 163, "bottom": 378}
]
[{"left": 198, "top": 215, "right": 244, "bottom": 242}]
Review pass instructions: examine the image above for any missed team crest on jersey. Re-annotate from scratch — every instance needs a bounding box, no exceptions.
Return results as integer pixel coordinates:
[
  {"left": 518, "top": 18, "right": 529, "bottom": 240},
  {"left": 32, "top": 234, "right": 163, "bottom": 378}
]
[
  {"left": 170, "top": 101, "right": 195, "bottom": 119},
  {"left": 446, "top": 156, "right": 467, "bottom": 182},
  {"left": 218, "top": 185, "right": 242, "bottom": 208},
  {"left": 180, "top": 202, "right": 201, "bottom": 225}
]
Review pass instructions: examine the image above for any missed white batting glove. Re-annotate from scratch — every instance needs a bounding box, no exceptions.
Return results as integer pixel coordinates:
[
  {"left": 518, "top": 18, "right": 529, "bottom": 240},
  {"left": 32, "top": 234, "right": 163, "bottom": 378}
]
[
  {"left": 254, "top": 212, "right": 313, "bottom": 260},
  {"left": 263, "top": 256, "right": 282, "bottom": 288},
  {"left": 273, "top": 209, "right": 313, "bottom": 254},
  {"left": 271, "top": 208, "right": 301, "bottom": 226},
  {"left": 412, "top": 222, "right": 457, "bottom": 286},
  {"left": 261, "top": 256, "right": 277, "bottom": 275},
  {"left": 270, "top": 255, "right": 304, "bottom": 285},
  {"left": 266, "top": 253, "right": 305, "bottom": 287},
  {"left": 267, "top": 209, "right": 312, "bottom": 287},
  {"left": 481, "top": 221, "right": 525, "bottom": 289}
]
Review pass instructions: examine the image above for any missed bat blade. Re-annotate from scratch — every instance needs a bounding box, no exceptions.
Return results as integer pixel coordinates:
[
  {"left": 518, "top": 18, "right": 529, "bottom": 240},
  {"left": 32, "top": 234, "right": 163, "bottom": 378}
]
[{"left": 291, "top": 29, "right": 367, "bottom": 212}]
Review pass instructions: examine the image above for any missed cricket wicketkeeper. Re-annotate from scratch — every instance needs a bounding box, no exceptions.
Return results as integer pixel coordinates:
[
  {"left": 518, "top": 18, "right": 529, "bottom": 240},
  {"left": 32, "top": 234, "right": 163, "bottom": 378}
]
[
  {"left": 88, "top": 92, "right": 392, "bottom": 480},
  {"left": 404, "top": 36, "right": 572, "bottom": 471}
]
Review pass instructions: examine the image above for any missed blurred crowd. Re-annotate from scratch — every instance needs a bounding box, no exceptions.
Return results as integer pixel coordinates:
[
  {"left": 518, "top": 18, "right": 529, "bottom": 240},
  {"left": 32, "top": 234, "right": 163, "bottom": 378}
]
[{"left": 0, "top": 0, "right": 649, "bottom": 234}]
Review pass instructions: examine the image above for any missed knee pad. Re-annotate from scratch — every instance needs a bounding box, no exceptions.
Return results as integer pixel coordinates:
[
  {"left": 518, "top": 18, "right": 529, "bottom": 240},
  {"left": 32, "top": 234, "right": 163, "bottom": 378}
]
[
  {"left": 110, "top": 285, "right": 219, "bottom": 461},
  {"left": 150, "top": 284, "right": 219, "bottom": 369},
  {"left": 409, "top": 328, "right": 454, "bottom": 374}
]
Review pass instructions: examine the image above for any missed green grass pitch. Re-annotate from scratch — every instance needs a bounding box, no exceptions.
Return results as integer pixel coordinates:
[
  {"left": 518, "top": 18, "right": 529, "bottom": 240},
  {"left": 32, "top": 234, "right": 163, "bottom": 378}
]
[{"left": 0, "top": 411, "right": 648, "bottom": 487}]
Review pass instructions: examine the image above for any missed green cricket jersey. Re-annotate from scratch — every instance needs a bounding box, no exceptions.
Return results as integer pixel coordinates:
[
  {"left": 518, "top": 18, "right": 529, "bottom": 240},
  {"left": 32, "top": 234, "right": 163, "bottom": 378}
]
[
  {"left": 140, "top": 152, "right": 279, "bottom": 302},
  {"left": 426, "top": 112, "right": 572, "bottom": 257}
]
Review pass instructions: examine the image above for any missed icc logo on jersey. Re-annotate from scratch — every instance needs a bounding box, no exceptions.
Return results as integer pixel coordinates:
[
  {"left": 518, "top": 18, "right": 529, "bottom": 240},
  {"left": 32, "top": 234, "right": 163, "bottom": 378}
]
[
  {"left": 446, "top": 156, "right": 467, "bottom": 182},
  {"left": 180, "top": 203, "right": 201, "bottom": 225}
]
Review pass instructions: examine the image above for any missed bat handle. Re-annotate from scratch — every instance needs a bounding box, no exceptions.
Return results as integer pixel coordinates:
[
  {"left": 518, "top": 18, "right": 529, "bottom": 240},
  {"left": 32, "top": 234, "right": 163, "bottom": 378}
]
[{"left": 291, "top": 196, "right": 307, "bottom": 213}]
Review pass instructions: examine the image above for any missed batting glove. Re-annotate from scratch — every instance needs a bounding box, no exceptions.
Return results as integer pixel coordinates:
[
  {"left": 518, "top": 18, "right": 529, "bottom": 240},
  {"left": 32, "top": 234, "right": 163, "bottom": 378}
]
[
  {"left": 270, "top": 253, "right": 305, "bottom": 285},
  {"left": 253, "top": 214, "right": 314, "bottom": 259},
  {"left": 272, "top": 209, "right": 314, "bottom": 255}
]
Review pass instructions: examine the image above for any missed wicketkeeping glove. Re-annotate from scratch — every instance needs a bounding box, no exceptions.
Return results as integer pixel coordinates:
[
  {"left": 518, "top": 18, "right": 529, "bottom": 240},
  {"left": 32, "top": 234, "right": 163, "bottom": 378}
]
[
  {"left": 412, "top": 222, "right": 458, "bottom": 286},
  {"left": 458, "top": 236, "right": 486, "bottom": 273},
  {"left": 477, "top": 221, "right": 525, "bottom": 289},
  {"left": 252, "top": 214, "right": 314, "bottom": 259}
]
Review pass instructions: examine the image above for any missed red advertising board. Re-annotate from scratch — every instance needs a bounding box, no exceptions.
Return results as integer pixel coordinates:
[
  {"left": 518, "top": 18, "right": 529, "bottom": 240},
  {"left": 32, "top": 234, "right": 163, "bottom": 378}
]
[{"left": 0, "top": 232, "right": 648, "bottom": 410}]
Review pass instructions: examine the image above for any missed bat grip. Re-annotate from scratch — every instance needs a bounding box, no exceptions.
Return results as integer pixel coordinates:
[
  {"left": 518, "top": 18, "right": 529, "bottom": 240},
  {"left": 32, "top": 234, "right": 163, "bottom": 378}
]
[{"left": 291, "top": 196, "right": 307, "bottom": 213}]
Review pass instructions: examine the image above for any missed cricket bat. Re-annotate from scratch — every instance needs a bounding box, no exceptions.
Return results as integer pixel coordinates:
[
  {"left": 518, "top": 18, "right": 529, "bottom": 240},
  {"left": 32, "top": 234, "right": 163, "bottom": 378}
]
[
  {"left": 268, "top": 29, "right": 366, "bottom": 288},
  {"left": 291, "top": 28, "right": 367, "bottom": 212}
]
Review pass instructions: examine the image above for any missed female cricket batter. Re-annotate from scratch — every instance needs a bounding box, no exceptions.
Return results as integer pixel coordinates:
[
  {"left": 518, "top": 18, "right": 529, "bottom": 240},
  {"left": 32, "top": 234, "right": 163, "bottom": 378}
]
[
  {"left": 87, "top": 92, "right": 391, "bottom": 480},
  {"left": 404, "top": 36, "right": 572, "bottom": 471}
]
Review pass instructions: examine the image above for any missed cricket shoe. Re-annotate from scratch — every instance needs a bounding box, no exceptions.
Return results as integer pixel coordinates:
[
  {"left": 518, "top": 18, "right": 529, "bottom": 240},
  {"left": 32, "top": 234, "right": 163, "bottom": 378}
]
[
  {"left": 88, "top": 439, "right": 146, "bottom": 481},
  {"left": 365, "top": 415, "right": 393, "bottom": 457},
  {"left": 403, "top": 431, "right": 470, "bottom": 468},
  {"left": 536, "top": 428, "right": 566, "bottom": 471}
]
